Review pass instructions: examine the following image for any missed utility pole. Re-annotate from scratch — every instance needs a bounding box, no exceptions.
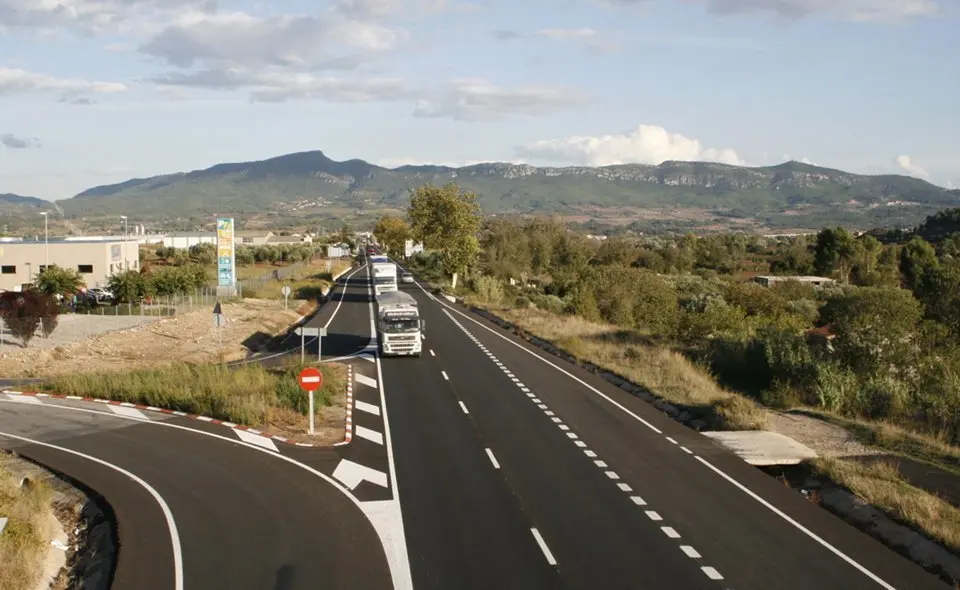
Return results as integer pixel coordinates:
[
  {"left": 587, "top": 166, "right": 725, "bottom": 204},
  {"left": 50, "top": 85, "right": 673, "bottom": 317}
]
[
  {"left": 120, "top": 215, "right": 128, "bottom": 270},
  {"left": 39, "top": 211, "right": 48, "bottom": 270}
]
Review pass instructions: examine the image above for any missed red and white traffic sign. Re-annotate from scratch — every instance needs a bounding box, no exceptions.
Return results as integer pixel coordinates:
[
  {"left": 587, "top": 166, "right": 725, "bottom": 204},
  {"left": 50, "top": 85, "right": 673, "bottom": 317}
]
[{"left": 298, "top": 367, "right": 323, "bottom": 391}]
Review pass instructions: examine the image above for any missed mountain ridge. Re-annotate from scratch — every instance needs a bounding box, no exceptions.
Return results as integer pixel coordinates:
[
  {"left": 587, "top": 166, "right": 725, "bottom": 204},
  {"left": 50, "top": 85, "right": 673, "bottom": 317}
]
[{"left": 35, "top": 150, "right": 960, "bottom": 230}]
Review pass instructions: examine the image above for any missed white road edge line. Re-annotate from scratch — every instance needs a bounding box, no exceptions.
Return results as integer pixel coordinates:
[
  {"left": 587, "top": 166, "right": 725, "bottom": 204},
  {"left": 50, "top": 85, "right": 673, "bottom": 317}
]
[
  {"left": 429, "top": 290, "right": 899, "bottom": 590},
  {"left": 694, "top": 456, "right": 895, "bottom": 590},
  {"left": 530, "top": 528, "right": 557, "bottom": 566},
  {"left": 485, "top": 448, "right": 501, "bottom": 469},
  {"left": 0, "top": 430, "right": 184, "bottom": 590}
]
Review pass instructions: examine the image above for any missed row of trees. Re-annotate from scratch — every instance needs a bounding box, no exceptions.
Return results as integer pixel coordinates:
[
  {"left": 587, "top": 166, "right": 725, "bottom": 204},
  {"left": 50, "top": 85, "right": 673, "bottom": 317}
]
[{"left": 155, "top": 242, "right": 324, "bottom": 266}]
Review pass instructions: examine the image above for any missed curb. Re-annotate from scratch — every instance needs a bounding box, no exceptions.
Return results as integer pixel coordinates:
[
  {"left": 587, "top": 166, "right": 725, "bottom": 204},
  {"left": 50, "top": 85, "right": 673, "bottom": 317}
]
[{"left": 1, "top": 370, "right": 353, "bottom": 449}]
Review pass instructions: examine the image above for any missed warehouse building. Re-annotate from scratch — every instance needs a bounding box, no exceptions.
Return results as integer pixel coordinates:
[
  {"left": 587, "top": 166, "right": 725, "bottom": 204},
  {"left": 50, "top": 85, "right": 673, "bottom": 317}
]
[
  {"left": 161, "top": 230, "right": 273, "bottom": 249},
  {"left": 0, "top": 238, "right": 141, "bottom": 292}
]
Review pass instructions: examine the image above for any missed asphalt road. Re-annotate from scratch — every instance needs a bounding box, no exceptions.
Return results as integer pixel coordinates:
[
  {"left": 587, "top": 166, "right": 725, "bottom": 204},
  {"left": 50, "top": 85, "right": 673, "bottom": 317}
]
[
  {"left": 375, "top": 263, "right": 950, "bottom": 590},
  {"left": 0, "top": 400, "right": 393, "bottom": 590}
]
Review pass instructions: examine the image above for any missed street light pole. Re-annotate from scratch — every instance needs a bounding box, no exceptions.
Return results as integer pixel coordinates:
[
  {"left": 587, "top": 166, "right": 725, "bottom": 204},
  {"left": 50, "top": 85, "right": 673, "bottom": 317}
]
[
  {"left": 120, "top": 216, "right": 128, "bottom": 270},
  {"left": 39, "top": 212, "right": 48, "bottom": 270}
]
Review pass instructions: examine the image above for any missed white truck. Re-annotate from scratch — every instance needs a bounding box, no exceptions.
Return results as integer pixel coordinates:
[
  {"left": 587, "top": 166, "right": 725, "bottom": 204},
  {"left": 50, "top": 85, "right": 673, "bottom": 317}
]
[
  {"left": 372, "top": 261, "right": 398, "bottom": 296},
  {"left": 376, "top": 290, "right": 424, "bottom": 357}
]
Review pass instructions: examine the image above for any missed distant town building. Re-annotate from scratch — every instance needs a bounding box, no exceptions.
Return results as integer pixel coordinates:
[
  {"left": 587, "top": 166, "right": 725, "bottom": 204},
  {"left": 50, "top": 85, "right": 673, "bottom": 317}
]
[
  {"left": 161, "top": 231, "right": 273, "bottom": 249},
  {"left": 753, "top": 275, "right": 836, "bottom": 288}
]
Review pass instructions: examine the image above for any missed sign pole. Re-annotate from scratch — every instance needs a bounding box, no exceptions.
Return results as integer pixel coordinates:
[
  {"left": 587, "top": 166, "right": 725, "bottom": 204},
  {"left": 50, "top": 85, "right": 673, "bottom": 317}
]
[
  {"left": 301, "top": 331, "right": 305, "bottom": 363},
  {"left": 318, "top": 334, "right": 322, "bottom": 362},
  {"left": 309, "top": 390, "right": 315, "bottom": 435}
]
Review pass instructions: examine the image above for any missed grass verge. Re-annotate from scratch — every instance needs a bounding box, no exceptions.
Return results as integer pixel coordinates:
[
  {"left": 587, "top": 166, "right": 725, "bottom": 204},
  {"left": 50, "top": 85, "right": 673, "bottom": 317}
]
[
  {"left": 812, "top": 457, "right": 960, "bottom": 554},
  {"left": 487, "top": 305, "right": 766, "bottom": 430},
  {"left": 0, "top": 457, "right": 56, "bottom": 590},
  {"left": 801, "top": 410, "right": 960, "bottom": 475},
  {"left": 40, "top": 360, "right": 346, "bottom": 433},
  {"left": 242, "top": 260, "right": 352, "bottom": 301}
]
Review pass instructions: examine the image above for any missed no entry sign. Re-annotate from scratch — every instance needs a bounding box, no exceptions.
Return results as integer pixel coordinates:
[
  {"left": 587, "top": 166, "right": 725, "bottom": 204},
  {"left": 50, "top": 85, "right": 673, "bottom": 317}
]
[{"left": 299, "top": 367, "right": 323, "bottom": 391}]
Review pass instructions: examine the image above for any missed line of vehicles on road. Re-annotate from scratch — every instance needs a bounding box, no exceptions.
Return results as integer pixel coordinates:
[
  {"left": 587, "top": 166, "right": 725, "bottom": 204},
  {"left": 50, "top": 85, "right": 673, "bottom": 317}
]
[{"left": 366, "top": 245, "right": 423, "bottom": 357}]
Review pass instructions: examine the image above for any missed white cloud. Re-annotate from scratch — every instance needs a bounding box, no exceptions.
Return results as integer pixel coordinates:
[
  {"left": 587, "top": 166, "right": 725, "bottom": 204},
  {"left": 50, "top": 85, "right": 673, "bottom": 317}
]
[
  {"left": 607, "top": 0, "right": 942, "bottom": 21},
  {"left": 1, "top": 133, "right": 40, "bottom": 149},
  {"left": 535, "top": 28, "right": 597, "bottom": 38},
  {"left": 0, "top": 67, "right": 127, "bottom": 99},
  {"left": 518, "top": 124, "right": 744, "bottom": 167},
  {"left": 412, "top": 79, "right": 587, "bottom": 121},
  {"left": 0, "top": 0, "right": 212, "bottom": 35},
  {"left": 894, "top": 154, "right": 930, "bottom": 179}
]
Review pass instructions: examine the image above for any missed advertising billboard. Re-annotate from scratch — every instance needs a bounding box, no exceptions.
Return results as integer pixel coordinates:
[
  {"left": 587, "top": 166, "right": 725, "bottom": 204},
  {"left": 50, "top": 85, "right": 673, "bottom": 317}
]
[{"left": 216, "top": 217, "right": 236, "bottom": 293}]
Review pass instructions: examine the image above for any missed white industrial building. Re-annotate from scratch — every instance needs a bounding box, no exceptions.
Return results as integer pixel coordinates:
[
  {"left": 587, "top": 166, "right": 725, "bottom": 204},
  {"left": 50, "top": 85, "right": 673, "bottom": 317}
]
[
  {"left": 0, "top": 238, "right": 141, "bottom": 292},
  {"left": 161, "top": 231, "right": 274, "bottom": 249}
]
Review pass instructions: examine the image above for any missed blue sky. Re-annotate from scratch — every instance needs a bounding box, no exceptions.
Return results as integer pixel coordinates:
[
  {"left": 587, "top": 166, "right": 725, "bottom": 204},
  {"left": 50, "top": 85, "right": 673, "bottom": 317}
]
[{"left": 0, "top": 0, "right": 957, "bottom": 201}]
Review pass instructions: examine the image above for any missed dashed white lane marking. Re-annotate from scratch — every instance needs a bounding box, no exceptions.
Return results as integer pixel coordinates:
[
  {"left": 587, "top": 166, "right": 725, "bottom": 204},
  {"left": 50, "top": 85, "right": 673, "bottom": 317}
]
[
  {"left": 680, "top": 545, "right": 701, "bottom": 558},
  {"left": 441, "top": 370, "right": 449, "bottom": 381},
  {"left": 332, "top": 458, "right": 388, "bottom": 490},
  {"left": 459, "top": 401, "right": 469, "bottom": 414},
  {"left": 6, "top": 394, "right": 41, "bottom": 404},
  {"left": 107, "top": 404, "right": 149, "bottom": 420},
  {"left": 530, "top": 528, "right": 557, "bottom": 566},
  {"left": 681, "top": 446, "right": 693, "bottom": 454},
  {"left": 355, "top": 373, "right": 378, "bottom": 389},
  {"left": 444, "top": 310, "right": 727, "bottom": 584},
  {"left": 355, "top": 400, "right": 381, "bottom": 416},
  {"left": 355, "top": 425, "right": 384, "bottom": 445},
  {"left": 701, "top": 566, "right": 724, "bottom": 580},
  {"left": 429, "top": 349, "right": 435, "bottom": 356},
  {"left": 235, "top": 429, "right": 280, "bottom": 452}
]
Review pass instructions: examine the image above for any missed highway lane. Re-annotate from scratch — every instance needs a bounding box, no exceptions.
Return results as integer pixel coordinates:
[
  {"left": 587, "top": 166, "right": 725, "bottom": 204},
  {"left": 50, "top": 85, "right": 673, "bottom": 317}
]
[
  {"left": 407, "top": 287, "right": 949, "bottom": 589},
  {"left": 390, "top": 285, "right": 719, "bottom": 590},
  {"left": 379, "top": 342, "right": 562, "bottom": 589},
  {"left": 0, "top": 400, "right": 393, "bottom": 590}
]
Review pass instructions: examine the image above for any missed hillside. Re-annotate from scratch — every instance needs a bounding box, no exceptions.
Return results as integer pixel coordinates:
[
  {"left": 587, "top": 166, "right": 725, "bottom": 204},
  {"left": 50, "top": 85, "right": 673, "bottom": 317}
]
[
  {"left": 0, "top": 193, "right": 48, "bottom": 210},
  {"left": 57, "top": 151, "right": 960, "bottom": 231}
]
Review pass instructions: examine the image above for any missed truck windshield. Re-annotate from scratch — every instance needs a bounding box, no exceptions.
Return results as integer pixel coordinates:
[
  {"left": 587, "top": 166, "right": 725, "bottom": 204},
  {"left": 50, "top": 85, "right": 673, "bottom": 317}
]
[
  {"left": 374, "top": 276, "right": 396, "bottom": 284},
  {"left": 382, "top": 318, "right": 419, "bottom": 333}
]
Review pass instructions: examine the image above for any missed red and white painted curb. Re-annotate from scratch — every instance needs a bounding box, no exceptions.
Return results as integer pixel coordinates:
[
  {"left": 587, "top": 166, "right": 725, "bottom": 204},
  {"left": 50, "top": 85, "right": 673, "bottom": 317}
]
[
  {"left": 334, "top": 365, "right": 354, "bottom": 446},
  {"left": 2, "top": 369, "right": 355, "bottom": 449}
]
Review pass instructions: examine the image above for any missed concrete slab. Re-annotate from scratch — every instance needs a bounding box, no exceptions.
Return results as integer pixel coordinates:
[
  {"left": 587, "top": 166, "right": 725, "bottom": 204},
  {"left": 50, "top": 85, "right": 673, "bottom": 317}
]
[{"left": 701, "top": 430, "right": 818, "bottom": 466}]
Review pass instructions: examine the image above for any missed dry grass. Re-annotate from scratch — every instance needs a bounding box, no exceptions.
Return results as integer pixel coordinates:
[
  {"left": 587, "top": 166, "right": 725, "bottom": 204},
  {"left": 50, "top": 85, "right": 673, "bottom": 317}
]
[
  {"left": 0, "top": 459, "right": 56, "bottom": 590},
  {"left": 42, "top": 360, "right": 348, "bottom": 444},
  {"left": 813, "top": 458, "right": 960, "bottom": 553},
  {"left": 242, "top": 260, "right": 352, "bottom": 301},
  {"left": 492, "top": 306, "right": 766, "bottom": 430},
  {"left": 802, "top": 411, "right": 960, "bottom": 475}
]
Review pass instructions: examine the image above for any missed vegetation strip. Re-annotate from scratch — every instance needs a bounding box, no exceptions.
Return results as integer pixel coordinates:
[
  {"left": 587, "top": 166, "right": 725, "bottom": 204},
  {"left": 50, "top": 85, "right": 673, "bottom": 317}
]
[{"left": 0, "top": 455, "right": 57, "bottom": 590}]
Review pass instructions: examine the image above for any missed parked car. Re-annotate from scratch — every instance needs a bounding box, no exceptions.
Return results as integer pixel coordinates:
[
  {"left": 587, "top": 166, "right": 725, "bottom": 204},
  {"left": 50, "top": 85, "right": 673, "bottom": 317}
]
[{"left": 86, "top": 287, "right": 114, "bottom": 303}]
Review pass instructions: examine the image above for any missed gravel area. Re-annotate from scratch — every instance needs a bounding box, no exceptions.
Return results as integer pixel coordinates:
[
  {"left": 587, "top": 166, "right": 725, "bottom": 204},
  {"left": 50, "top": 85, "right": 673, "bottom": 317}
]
[{"left": 765, "top": 410, "right": 883, "bottom": 458}]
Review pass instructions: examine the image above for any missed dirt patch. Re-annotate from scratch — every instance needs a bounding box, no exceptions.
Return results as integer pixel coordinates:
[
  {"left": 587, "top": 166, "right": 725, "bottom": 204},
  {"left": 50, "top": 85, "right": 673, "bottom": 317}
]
[
  {"left": 765, "top": 410, "right": 883, "bottom": 459},
  {"left": 0, "top": 298, "right": 304, "bottom": 379}
]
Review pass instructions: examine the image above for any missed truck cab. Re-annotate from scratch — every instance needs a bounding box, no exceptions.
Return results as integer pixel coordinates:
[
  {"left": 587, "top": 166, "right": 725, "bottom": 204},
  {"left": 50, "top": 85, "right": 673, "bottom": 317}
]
[{"left": 376, "top": 291, "right": 424, "bottom": 357}]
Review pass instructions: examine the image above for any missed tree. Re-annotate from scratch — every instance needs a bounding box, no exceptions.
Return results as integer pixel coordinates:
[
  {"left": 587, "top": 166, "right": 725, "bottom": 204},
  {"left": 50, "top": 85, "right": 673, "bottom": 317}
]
[
  {"left": 108, "top": 270, "right": 151, "bottom": 303},
  {"left": 0, "top": 291, "right": 59, "bottom": 347},
  {"left": 374, "top": 215, "right": 411, "bottom": 257},
  {"left": 814, "top": 227, "right": 857, "bottom": 282},
  {"left": 899, "top": 236, "right": 939, "bottom": 293},
  {"left": 36, "top": 264, "right": 85, "bottom": 297},
  {"left": 407, "top": 183, "right": 481, "bottom": 288},
  {"left": 189, "top": 242, "right": 217, "bottom": 265}
]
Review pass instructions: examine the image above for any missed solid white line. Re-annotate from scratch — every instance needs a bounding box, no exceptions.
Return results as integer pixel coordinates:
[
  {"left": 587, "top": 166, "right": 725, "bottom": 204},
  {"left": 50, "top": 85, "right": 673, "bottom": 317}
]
[
  {"left": 485, "top": 448, "right": 500, "bottom": 469},
  {"left": 680, "top": 545, "right": 701, "bottom": 558},
  {"left": 436, "top": 304, "right": 664, "bottom": 435},
  {"left": 433, "top": 295, "right": 899, "bottom": 590},
  {"left": 661, "top": 526, "right": 680, "bottom": 538},
  {"left": 0, "top": 430, "right": 184, "bottom": 590},
  {"left": 694, "top": 456, "right": 895, "bottom": 589},
  {"left": 458, "top": 401, "right": 469, "bottom": 414},
  {"left": 530, "top": 528, "right": 557, "bottom": 566},
  {"left": 441, "top": 370, "right": 449, "bottom": 380},
  {"left": 701, "top": 566, "right": 724, "bottom": 580},
  {"left": 355, "top": 400, "right": 381, "bottom": 416}
]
